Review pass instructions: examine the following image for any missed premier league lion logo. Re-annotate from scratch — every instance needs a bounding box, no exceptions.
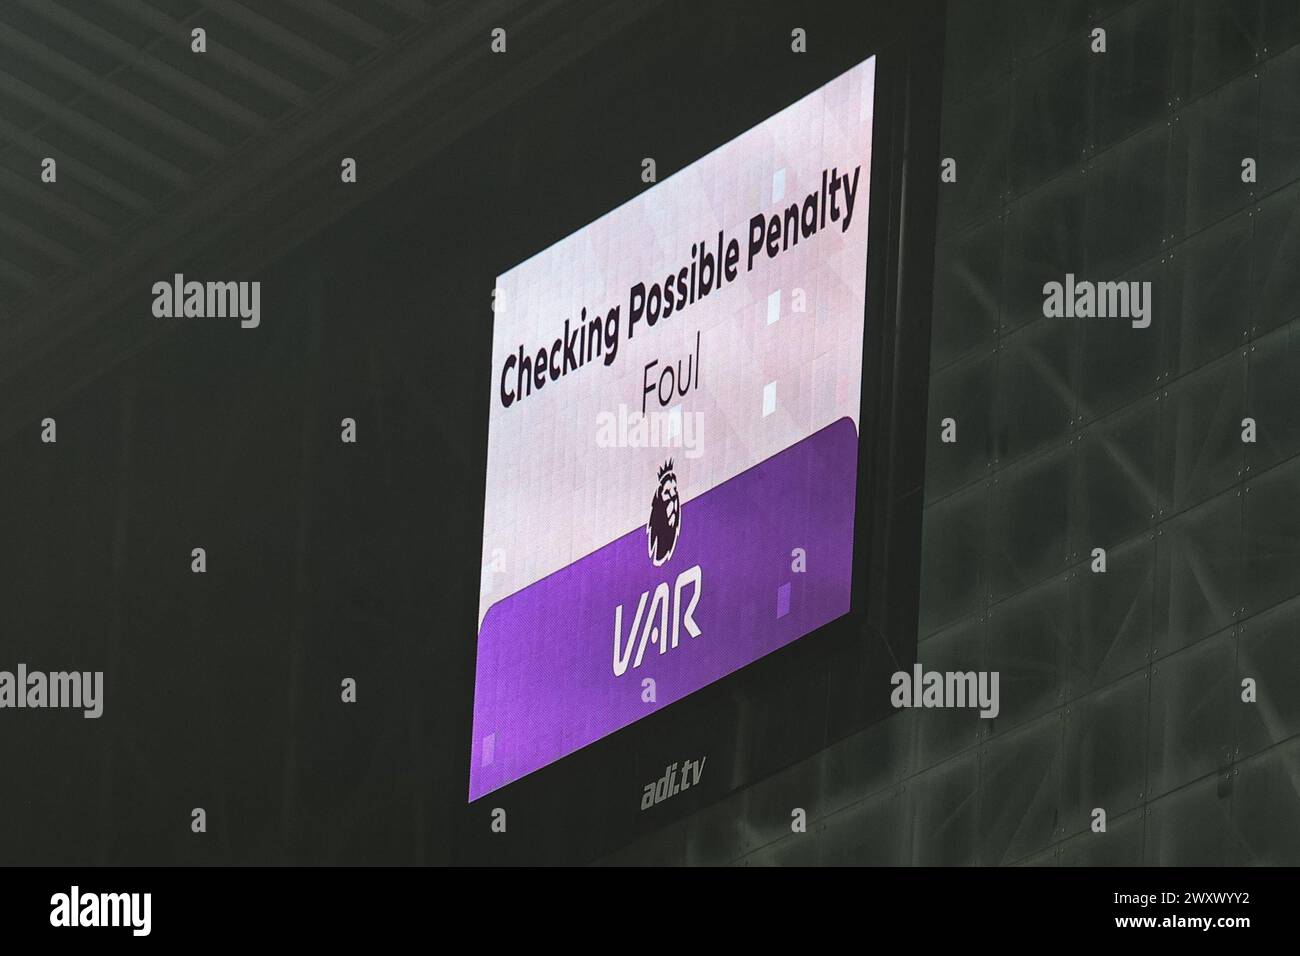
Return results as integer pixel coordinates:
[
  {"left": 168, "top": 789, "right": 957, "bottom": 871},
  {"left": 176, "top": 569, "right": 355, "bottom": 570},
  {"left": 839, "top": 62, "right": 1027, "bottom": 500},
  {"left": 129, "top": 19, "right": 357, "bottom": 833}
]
[{"left": 647, "top": 459, "right": 680, "bottom": 567}]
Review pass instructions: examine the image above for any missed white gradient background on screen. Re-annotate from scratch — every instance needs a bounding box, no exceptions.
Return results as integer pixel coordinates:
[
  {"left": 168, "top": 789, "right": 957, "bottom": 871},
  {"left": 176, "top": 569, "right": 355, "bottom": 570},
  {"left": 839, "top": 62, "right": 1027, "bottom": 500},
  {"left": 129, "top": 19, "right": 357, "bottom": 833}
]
[{"left": 480, "top": 57, "right": 875, "bottom": 627}]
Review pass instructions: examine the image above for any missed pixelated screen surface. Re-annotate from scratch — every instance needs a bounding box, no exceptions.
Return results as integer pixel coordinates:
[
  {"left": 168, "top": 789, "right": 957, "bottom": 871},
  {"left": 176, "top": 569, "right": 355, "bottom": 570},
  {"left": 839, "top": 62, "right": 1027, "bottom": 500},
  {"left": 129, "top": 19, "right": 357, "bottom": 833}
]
[{"left": 472, "top": 56, "right": 876, "bottom": 800}]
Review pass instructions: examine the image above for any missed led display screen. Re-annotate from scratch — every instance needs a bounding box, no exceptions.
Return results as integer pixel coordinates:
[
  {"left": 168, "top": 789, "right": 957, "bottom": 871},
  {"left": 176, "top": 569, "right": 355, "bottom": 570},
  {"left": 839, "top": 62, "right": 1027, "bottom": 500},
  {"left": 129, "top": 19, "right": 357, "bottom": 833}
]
[{"left": 472, "top": 56, "right": 876, "bottom": 800}]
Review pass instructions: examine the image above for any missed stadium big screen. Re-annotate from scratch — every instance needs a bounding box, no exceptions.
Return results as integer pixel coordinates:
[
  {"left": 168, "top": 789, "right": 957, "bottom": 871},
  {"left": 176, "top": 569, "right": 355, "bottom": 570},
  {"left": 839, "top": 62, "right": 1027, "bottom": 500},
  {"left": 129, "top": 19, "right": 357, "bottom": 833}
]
[{"left": 473, "top": 57, "right": 877, "bottom": 802}]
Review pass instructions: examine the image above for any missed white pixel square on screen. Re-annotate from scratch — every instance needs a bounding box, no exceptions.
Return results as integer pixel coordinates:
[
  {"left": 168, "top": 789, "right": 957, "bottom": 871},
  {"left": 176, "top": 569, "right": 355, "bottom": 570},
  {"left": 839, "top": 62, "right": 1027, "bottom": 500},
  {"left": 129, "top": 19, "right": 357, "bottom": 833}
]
[
  {"left": 772, "top": 167, "right": 786, "bottom": 203},
  {"left": 767, "top": 289, "right": 781, "bottom": 325},
  {"left": 763, "top": 381, "right": 777, "bottom": 417}
]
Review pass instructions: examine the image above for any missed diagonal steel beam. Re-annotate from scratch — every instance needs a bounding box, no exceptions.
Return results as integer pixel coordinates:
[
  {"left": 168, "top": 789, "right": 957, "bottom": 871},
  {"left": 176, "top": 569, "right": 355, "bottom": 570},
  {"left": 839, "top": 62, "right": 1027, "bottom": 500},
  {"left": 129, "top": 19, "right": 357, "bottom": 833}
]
[
  {"left": 0, "top": 0, "right": 670, "bottom": 436},
  {"left": 0, "top": 159, "right": 115, "bottom": 241},
  {"left": 371, "top": 0, "right": 435, "bottom": 23},
  {"left": 22, "top": 0, "right": 266, "bottom": 132},
  {"left": 281, "top": 0, "right": 391, "bottom": 49},
  {"left": 98, "top": 0, "right": 310, "bottom": 108},
  {"left": 0, "top": 26, "right": 226, "bottom": 158},
  {"left": 0, "top": 66, "right": 193, "bottom": 188},
  {"left": 0, "top": 207, "right": 80, "bottom": 267},
  {"left": 0, "top": 113, "right": 155, "bottom": 214},
  {"left": 196, "top": 0, "right": 352, "bottom": 77}
]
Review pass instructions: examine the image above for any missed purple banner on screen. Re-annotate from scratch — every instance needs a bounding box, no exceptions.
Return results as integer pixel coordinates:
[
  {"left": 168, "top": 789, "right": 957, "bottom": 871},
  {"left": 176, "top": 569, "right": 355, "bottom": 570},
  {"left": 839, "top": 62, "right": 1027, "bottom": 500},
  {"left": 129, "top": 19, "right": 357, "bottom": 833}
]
[{"left": 469, "top": 417, "right": 858, "bottom": 800}]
